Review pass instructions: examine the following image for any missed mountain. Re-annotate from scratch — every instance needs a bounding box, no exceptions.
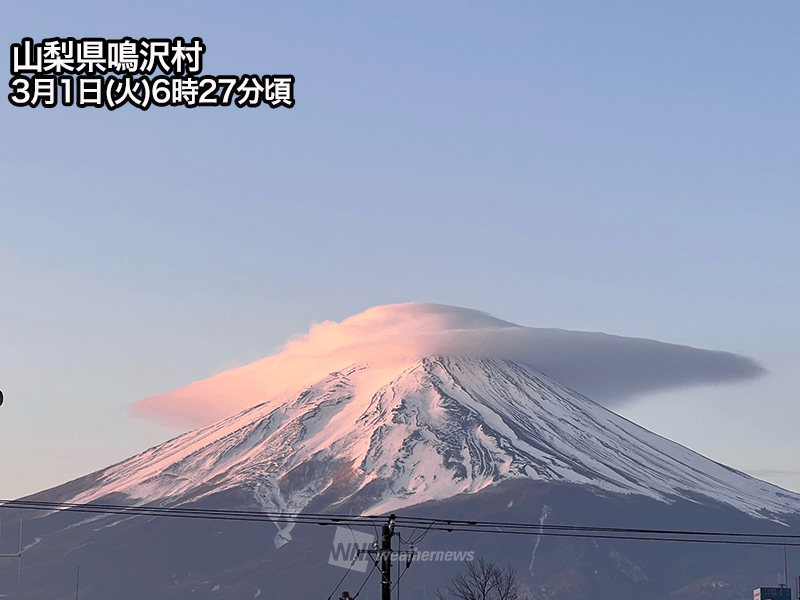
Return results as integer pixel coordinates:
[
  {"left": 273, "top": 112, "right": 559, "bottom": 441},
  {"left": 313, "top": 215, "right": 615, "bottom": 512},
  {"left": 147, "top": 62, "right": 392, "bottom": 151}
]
[
  {"left": 67, "top": 357, "right": 799, "bottom": 524},
  {"left": 1, "top": 356, "right": 797, "bottom": 600}
]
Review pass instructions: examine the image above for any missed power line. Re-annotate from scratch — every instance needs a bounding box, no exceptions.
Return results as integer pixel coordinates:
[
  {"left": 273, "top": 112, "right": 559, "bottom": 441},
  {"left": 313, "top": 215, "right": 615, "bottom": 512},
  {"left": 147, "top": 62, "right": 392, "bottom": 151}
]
[
  {"left": 393, "top": 515, "right": 800, "bottom": 539},
  {"left": 403, "top": 524, "right": 800, "bottom": 547},
  {"left": 2, "top": 498, "right": 800, "bottom": 547},
  {"left": 324, "top": 525, "right": 365, "bottom": 600},
  {"left": 325, "top": 557, "right": 354, "bottom": 600},
  {"left": 352, "top": 558, "right": 379, "bottom": 599}
]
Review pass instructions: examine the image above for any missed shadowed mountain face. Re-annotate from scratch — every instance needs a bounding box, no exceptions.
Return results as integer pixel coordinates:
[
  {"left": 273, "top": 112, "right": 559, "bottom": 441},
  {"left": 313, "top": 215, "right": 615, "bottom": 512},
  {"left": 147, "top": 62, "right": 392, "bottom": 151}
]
[{"left": 0, "top": 357, "right": 795, "bottom": 599}]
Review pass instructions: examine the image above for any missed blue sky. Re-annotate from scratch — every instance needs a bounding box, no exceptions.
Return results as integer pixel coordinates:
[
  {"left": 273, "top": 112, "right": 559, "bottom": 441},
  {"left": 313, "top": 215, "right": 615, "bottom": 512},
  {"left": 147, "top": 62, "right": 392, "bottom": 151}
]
[{"left": 1, "top": 1, "right": 799, "bottom": 499}]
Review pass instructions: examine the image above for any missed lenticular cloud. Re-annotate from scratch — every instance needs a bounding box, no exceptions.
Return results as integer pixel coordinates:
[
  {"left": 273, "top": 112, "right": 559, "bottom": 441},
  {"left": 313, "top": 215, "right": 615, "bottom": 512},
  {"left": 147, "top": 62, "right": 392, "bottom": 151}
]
[{"left": 131, "top": 303, "right": 765, "bottom": 429}]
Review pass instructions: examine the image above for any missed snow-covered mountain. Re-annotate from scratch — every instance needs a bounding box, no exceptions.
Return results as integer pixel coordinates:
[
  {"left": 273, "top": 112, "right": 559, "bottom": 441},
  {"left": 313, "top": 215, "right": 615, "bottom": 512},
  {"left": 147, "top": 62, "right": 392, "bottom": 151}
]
[
  {"left": 5, "top": 352, "right": 799, "bottom": 600},
  {"left": 65, "top": 356, "right": 800, "bottom": 549}
]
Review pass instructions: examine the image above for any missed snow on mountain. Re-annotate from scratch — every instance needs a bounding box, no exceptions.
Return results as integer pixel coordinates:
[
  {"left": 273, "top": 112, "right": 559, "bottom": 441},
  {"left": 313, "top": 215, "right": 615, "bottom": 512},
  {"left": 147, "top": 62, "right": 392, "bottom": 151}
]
[{"left": 67, "top": 356, "right": 800, "bottom": 548}]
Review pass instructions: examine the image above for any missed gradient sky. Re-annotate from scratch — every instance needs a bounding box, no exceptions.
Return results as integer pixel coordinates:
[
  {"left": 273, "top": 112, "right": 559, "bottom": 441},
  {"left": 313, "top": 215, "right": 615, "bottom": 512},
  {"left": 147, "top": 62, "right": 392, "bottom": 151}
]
[{"left": 1, "top": 1, "right": 798, "bottom": 500}]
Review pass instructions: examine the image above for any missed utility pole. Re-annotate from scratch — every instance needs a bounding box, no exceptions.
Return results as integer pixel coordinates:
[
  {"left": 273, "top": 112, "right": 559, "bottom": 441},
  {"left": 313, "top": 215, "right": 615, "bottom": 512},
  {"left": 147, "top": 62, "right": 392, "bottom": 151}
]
[{"left": 380, "top": 514, "right": 396, "bottom": 600}]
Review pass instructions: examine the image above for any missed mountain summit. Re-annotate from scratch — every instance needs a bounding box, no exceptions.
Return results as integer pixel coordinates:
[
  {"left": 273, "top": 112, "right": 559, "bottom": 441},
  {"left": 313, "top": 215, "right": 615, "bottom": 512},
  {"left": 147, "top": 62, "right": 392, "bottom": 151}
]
[
  {"left": 130, "top": 303, "right": 764, "bottom": 428},
  {"left": 66, "top": 356, "right": 798, "bottom": 549},
  {"left": 2, "top": 317, "right": 794, "bottom": 600}
]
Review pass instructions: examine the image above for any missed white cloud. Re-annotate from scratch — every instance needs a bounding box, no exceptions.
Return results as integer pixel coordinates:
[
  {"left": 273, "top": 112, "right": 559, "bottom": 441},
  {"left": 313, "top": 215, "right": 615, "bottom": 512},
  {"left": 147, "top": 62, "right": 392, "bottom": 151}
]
[{"left": 131, "top": 303, "right": 764, "bottom": 428}]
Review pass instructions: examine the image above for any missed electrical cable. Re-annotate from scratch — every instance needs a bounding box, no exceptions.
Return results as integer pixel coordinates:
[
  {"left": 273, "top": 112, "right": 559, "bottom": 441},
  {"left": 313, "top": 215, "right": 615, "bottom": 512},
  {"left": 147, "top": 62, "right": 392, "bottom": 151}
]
[
  {"left": 324, "top": 525, "right": 365, "bottom": 600},
  {"left": 325, "top": 559, "right": 352, "bottom": 600},
  {"left": 407, "top": 518, "right": 439, "bottom": 546},
  {"left": 351, "top": 554, "right": 380, "bottom": 599},
  {"left": 2, "top": 499, "right": 800, "bottom": 547},
  {"left": 407, "top": 524, "right": 800, "bottom": 546},
  {"left": 392, "top": 515, "right": 800, "bottom": 539}
]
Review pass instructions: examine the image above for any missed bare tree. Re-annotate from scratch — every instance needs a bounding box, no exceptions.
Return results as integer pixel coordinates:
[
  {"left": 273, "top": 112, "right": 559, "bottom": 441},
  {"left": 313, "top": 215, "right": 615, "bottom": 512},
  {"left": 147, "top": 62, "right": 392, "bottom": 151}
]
[{"left": 436, "top": 558, "right": 528, "bottom": 600}]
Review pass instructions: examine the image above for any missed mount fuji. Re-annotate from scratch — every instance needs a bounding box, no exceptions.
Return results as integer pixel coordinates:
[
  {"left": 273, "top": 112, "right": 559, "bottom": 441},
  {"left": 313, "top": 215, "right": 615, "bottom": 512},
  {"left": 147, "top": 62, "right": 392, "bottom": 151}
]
[
  {"left": 0, "top": 305, "right": 795, "bottom": 600},
  {"left": 67, "top": 357, "right": 799, "bottom": 536}
]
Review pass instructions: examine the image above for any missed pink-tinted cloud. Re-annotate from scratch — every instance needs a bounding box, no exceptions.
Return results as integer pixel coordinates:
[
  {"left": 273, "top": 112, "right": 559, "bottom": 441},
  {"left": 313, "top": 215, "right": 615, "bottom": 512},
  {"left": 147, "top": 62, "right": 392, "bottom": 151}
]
[{"left": 131, "top": 303, "right": 765, "bottom": 429}]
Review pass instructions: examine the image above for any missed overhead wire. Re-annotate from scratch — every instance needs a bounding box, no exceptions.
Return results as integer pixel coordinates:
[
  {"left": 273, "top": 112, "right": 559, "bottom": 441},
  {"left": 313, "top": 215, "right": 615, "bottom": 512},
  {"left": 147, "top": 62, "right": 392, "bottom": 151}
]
[
  {"left": 1, "top": 498, "right": 799, "bottom": 547},
  {"left": 324, "top": 524, "right": 365, "bottom": 600},
  {"left": 351, "top": 552, "right": 380, "bottom": 599}
]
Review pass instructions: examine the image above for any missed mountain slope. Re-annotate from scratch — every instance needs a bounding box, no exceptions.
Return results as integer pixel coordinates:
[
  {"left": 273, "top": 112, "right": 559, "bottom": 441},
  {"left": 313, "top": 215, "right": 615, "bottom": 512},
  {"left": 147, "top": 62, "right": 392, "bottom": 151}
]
[
  {"left": 63, "top": 356, "right": 799, "bottom": 547},
  {"left": 3, "top": 355, "right": 798, "bottom": 600}
]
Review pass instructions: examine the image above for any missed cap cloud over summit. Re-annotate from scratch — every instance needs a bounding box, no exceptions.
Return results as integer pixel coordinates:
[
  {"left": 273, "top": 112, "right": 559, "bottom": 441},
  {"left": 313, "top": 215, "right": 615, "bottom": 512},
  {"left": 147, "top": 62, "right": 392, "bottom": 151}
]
[{"left": 131, "top": 303, "right": 765, "bottom": 428}]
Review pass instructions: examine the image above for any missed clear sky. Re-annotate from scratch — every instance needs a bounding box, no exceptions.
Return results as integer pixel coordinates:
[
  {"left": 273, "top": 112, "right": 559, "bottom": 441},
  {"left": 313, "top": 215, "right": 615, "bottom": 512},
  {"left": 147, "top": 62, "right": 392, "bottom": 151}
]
[{"left": 1, "top": 1, "right": 798, "bottom": 500}]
